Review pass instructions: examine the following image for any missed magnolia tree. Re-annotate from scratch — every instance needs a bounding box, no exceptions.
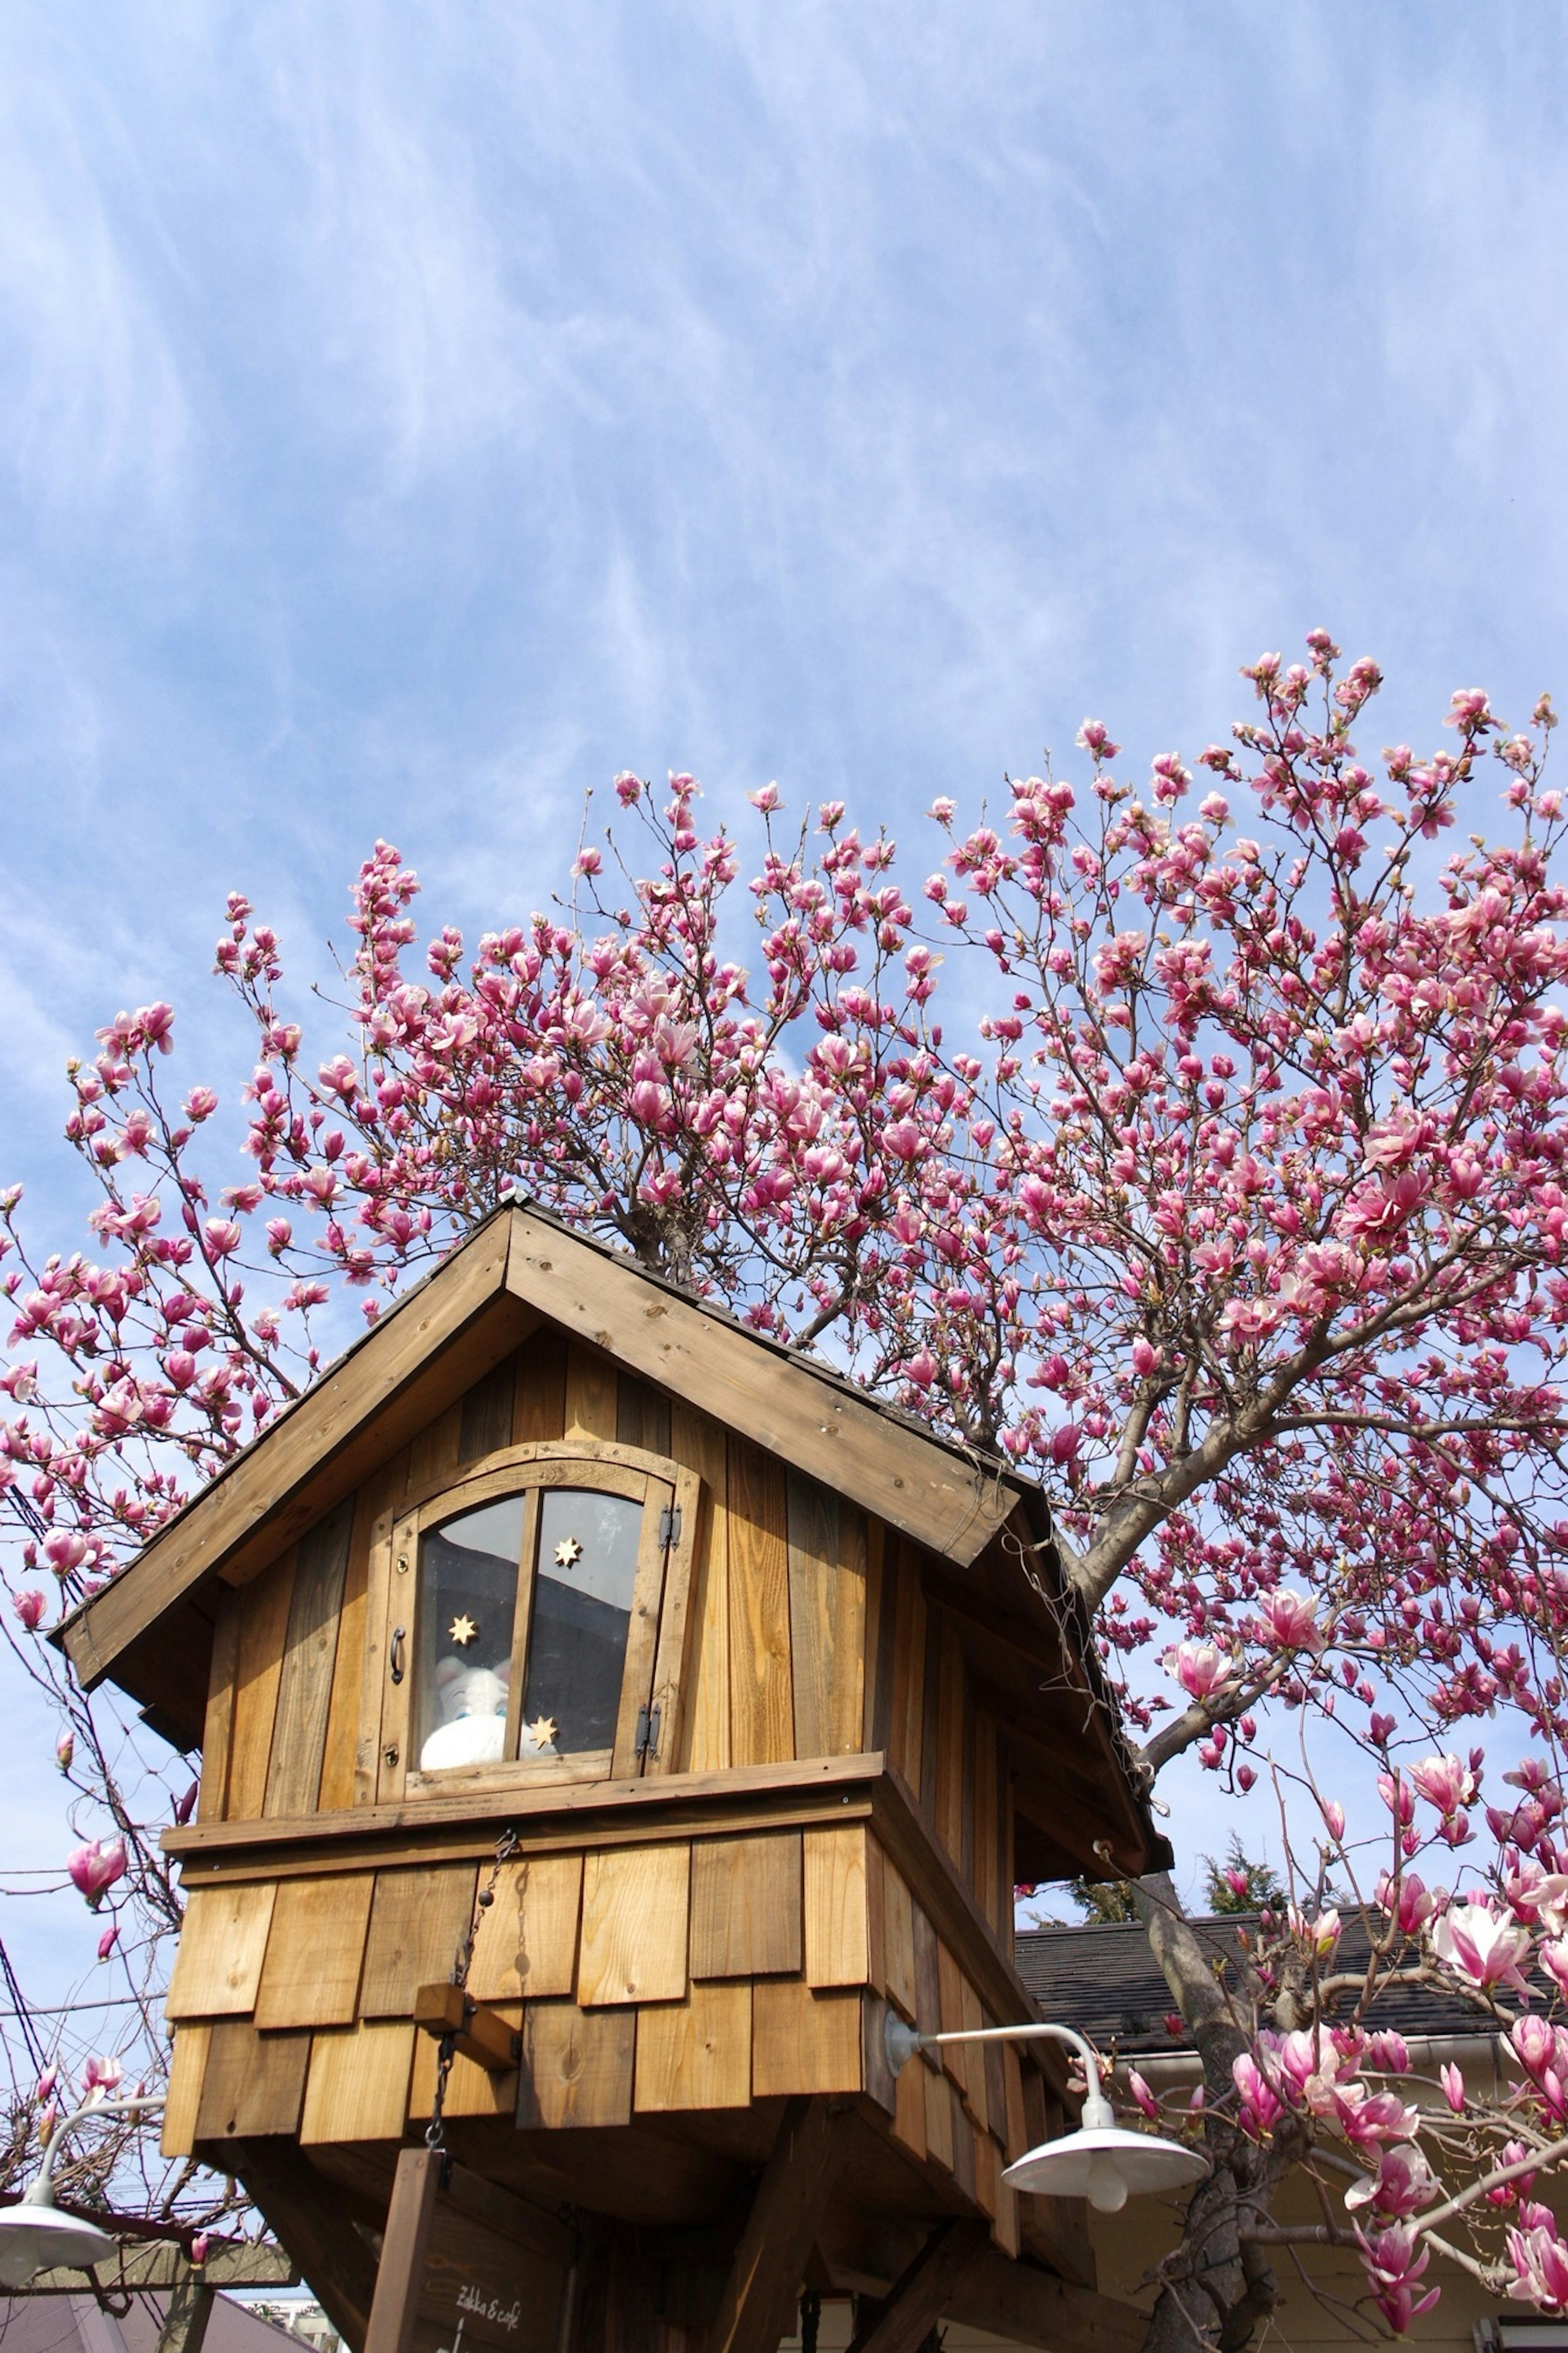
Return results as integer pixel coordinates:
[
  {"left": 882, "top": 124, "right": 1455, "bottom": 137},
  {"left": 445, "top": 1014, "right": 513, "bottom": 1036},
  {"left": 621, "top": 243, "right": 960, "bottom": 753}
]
[{"left": 7, "top": 633, "right": 1568, "bottom": 2342}]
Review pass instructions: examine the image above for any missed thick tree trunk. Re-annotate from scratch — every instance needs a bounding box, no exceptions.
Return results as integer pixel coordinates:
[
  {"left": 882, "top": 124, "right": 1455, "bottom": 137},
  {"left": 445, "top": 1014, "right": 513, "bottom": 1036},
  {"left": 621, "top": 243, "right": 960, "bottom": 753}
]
[{"left": 1132, "top": 1877, "right": 1283, "bottom": 2352}]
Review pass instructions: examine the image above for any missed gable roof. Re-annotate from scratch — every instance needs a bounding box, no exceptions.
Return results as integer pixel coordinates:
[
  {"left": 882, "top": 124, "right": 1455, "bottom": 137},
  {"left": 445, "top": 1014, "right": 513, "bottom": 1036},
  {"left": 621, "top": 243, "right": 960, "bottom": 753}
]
[{"left": 58, "top": 1199, "right": 1030, "bottom": 1718}]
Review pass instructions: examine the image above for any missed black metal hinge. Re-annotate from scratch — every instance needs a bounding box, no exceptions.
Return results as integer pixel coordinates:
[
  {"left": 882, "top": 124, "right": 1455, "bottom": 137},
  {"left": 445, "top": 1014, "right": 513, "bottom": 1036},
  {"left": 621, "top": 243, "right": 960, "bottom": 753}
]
[
  {"left": 657, "top": 1504, "right": 682, "bottom": 1550},
  {"left": 634, "top": 1702, "right": 662, "bottom": 1763}
]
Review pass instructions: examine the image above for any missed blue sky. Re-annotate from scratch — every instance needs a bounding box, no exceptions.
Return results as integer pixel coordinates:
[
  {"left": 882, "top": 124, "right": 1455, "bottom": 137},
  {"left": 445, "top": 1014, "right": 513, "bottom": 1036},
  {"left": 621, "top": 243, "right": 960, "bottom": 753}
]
[{"left": 3, "top": 4, "right": 1566, "bottom": 2025}]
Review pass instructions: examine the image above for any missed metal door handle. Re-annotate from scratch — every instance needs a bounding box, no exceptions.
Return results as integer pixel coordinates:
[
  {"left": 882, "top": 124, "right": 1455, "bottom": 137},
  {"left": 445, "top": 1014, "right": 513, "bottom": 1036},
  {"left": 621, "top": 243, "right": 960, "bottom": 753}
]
[{"left": 390, "top": 1626, "right": 406, "bottom": 1685}]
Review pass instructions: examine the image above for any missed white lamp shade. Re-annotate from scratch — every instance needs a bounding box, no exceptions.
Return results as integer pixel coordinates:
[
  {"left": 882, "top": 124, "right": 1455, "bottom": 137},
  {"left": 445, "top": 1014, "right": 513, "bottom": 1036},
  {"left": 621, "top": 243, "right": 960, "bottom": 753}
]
[
  {"left": 1003, "top": 2124, "right": 1209, "bottom": 2213},
  {"left": 0, "top": 2199, "right": 119, "bottom": 2286}
]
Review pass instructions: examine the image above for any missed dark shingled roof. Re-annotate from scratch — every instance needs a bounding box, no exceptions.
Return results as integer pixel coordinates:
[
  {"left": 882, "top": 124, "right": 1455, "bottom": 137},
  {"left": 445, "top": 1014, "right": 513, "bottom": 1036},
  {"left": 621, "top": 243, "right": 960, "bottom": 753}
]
[{"left": 1015, "top": 1916, "right": 1514, "bottom": 2052}]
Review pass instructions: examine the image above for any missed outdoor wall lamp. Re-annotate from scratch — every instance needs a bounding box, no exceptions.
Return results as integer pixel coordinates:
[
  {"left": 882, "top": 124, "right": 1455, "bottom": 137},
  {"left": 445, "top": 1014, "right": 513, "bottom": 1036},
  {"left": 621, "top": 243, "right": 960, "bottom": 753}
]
[
  {"left": 0, "top": 2094, "right": 164, "bottom": 2286},
  {"left": 883, "top": 2014, "right": 1208, "bottom": 2215}
]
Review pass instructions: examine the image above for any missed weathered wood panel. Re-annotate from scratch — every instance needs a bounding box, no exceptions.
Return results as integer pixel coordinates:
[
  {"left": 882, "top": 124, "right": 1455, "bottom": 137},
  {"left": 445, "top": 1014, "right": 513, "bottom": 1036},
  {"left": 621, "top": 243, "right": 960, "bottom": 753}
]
[
  {"left": 888, "top": 1557, "right": 926, "bottom": 1791},
  {"left": 922, "top": 2052, "right": 954, "bottom": 2172},
  {"left": 935, "top": 1619, "right": 966, "bottom": 1864},
  {"left": 196, "top": 1594, "right": 240, "bottom": 1824},
  {"left": 264, "top": 1500, "right": 355, "bottom": 1818},
  {"left": 889, "top": 2039, "right": 925, "bottom": 2165},
  {"left": 165, "top": 1882, "right": 277, "bottom": 2019},
  {"left": 353, "top": 1485, "right": 400, "bottom": 1809},
  {"left": 253, "top": 1873, "right": 374, "bottom": 2029},
  {"left": 786, "top": 1475, "right": 866, "bottom": 1760},
  {"left": 517, "top": 2001, "right": 635, "bottom": 2128},
  {"left": 161, "top": 2023, "right": 211, "bottom": 2157},
  {"left": 459, "top": 1356, "right": 517, "bottom": 1464},
  {"left": 227, "top": 1551, "right": 297, "bottom": 1819},
  {"left": 359, "top": 1865, "right": 478, "bottom": 2015},
  {"left": 974, "top": 1705, "right": 1000, "bottom": 1931},
  {"left": 468, "top": 1852, "right": 582, "bottom": 2000},
  {"left": 727, "top": 1438, "right": 792, "bottom": 1766},
  {"left": 512, "top": 1325, "right": 566, "bottom": 1444},
  {"left": 633, "top": 1981, "right": 751, "bottom": 2112},
  {"left": 672, "top": 1402, "right": 729, "bottom": 1774},
  {"left": 802, "top": 1825, "right": 869, "bottom": 1989},
  {"left": 689, "top": 1833, "right": 801, "bottom": 1979},
  {"left": 577, "top": 1844, "right": 690, "bottom": 2005},
  {"left": 751, "top": 1979, "right": 863, "bottom": 2099},
  {"left": 299, "top": 2021, "right": 416, "bottom": 2144},
  {"left": 196, "top": 2021, "right": 310, "bottom": 2141},
  {"left": 565, "top": 1339, "right": 618, "bottom": 1442}
]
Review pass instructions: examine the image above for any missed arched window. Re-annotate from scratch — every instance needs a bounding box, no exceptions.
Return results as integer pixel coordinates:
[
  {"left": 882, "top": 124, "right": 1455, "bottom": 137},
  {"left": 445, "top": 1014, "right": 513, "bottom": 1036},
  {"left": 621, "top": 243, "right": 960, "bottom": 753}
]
[{"left": 370, "top": 1442, "right": 700, "bottom": 1796}]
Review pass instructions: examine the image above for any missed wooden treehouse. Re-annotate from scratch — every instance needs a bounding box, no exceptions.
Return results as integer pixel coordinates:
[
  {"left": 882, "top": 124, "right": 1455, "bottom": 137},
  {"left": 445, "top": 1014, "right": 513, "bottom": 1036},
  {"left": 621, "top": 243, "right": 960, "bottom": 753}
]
[{"left": 60, "top": 1203, "right": 1166, "bottom": 2353}]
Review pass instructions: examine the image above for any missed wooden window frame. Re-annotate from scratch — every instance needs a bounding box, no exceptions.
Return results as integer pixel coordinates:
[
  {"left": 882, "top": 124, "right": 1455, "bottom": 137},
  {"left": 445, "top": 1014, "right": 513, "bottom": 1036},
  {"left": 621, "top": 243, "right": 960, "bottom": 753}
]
[{"left": 361, "top": 1440, "right": 701, "bottom": 1806}]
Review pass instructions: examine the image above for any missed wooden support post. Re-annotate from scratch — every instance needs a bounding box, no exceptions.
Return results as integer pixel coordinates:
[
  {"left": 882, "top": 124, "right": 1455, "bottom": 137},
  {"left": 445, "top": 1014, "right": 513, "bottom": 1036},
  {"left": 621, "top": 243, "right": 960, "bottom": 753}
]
[
  {"left": 232, "top": 2141, "right": 381, "bottom": 2353},
  {"left": 365, "top": 2148, "right": 443, "bottom": 2353},
  {"left": 414, "top": 1981, "right": 522, "bottom": 2072},
  {"left": 844, "top": 2221, "right": 988, "bottom": 2353},
  {"left": 707, "top": 2097, "right": 844, "bottom": 2353},
  {"left": 155, "top": 2275, "right": 215, "bottom": 2353}
]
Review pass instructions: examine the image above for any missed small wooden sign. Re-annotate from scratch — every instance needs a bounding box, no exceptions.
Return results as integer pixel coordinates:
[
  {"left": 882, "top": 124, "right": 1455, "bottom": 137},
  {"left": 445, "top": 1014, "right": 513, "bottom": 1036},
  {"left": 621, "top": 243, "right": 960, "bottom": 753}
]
[{"left": 365, "top": 2149, "right": 568, "bottom": 2353}]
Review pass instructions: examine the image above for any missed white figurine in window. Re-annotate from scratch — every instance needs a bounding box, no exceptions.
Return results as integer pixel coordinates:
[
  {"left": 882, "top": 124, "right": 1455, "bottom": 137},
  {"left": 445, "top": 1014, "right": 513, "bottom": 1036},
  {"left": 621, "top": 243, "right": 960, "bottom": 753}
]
[{"left": 419, "top": 1656, "right": 510, "bottom": 1771}]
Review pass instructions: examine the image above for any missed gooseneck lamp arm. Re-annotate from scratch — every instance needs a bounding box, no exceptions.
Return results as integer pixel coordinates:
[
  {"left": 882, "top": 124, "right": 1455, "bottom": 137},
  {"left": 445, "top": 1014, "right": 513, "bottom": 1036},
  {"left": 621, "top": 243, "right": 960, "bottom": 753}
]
[
  {"left": 0, "top": 2095, "right": 166, "bottom": 2288},
  {"left": 883, "top": 2014, "right": 1115, "bottom": 2126}
]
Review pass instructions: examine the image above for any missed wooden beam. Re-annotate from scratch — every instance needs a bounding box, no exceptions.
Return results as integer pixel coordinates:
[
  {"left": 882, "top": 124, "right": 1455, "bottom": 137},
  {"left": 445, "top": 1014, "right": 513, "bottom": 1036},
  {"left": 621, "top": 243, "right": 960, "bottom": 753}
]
[
  {"left": 58, "top": 1216, "right": 526, "bottom": 1686},
  {"left": 708, "top": 2096, "right": 845, "bottom": 2353},
  {"left": 165, "top": 1751, "right": 883, "bottom": 1865},
  {"left": 844, "top": 2220, "right": 989, "bottom": 2353},
  {"left": 945, "top": 2250, "right": 1145, "bottom": 2353},
  {"left": 364, "top": 2148, "right": 442, "bottom": 2353},
  {"left": 414, "top": 1981, "right": 521, "bottom": 2072},
  {"left": 231, "top": 2140, "right": 381, "bottom": 2353},
  {"left": 24, "top": 2243, "right": 296, "bottom": 2295},
  {"left": 505, "top": 1209, "right": 1021, "bottom": 1566}
]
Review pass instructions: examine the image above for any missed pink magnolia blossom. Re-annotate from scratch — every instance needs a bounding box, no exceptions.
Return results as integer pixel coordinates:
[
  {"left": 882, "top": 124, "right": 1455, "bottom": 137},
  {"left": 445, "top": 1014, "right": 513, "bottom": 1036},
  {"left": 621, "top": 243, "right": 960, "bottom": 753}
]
[
  {"left": 1356, "top": 2223, "right": 1440, "bottom": 2331},
  {"left": 81, "top": 2053, "right": 123, "bottom": 2097},
  {"left": 1344, "top": 2143, "right": 1439, "bottom": 2219},
  {"left": 13, "top": 1588, "right": 46, "bottom": 1630},
  {"left": 1430, "top": 1898, "right": 1533, "bottom": 1996},
  {"left": 1162, "top": 1639, "right": 1229, "bottom": 1704},
  {"left": 1410, "top": 1753, "right": 1477, "bottom": 1816},
  {"left": 1508, "top": 2224, "right": 1568, "bottom": 2311},
  {"left": 66, "top": 1838, "right": 126, "bottom": 1909}
]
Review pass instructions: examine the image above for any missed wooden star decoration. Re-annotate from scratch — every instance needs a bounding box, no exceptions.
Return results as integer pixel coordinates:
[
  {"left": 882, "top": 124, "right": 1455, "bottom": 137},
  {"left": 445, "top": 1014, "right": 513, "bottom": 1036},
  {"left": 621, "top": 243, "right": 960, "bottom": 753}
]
[
  {"left": 447, "top": 1613, "right": 478, "bottom": 1648},
  {"left": 553, "top": 1536, "right": 583, "bottom": 1569},
  {"left": 526, "top": 1715, "right": 558, "bottom": 1750}
]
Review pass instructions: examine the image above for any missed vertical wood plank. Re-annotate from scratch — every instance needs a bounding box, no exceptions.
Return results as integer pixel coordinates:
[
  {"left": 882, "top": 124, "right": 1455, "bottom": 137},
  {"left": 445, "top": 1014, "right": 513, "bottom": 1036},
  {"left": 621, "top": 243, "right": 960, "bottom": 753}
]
[
  {"left": 608, "top": 1486, "right": 673, "bottom": 1780},
  {"left": 727, "top": 1437, "right": 792, "bottom": 1766},
  {"left": 881, "top": 1853, "right": 918, "bottom": 2022},
  {"left": 935, "top": 1618, "right": 966, "bottom": 1862},
  {"left": 634, "top": 1981, "right": 751, "bottom": 2112},
  {"left": 517, "top": 2002, "right": 635, "bottom": 2128},
  {"left": 690, "top": 1834, "right": 802, "bottom": 1978},
  {"left": 513, "top": 1324, "right": 566, "bottom": 1443},
  {"left": 565, "top": 1340, "right": 618, "bottom": 1440},
  {"left": 459, "top": 1355, "right": 518, "bottom": 1463},
  {"left": 227, "top": 1551, "right": 297, "bottom": 1820},
  {"left": 196, "top": 1592, "right": 240, "bottom": 1824},
  {"left": 922, "top": 2052, "right": 954, "bottom": 2174},
  {"left": 960, "top": 1663, "right": 977, "bottom": 1892},
  {"left": 354, "top": 1490, "right": 400, "bottom": 1809},
  {"left": 672, "top": 1404, "right": 729, "bottom": 1773},
  {"left": 787, "top": 1477, "right": 867, "bottom": 1760},
  {"left": 974, "top": 1709, "right": 1000, "bottom": 1930},
  {"left": 468, "top": 1852, "right": 583, "bottom": 2000},
  {"left": 935, "top": 1940, "right": 971, "bottom": 2103},
  {"left": 751, "top": 1980, "right": 863, "bottom": 2098},
  {"left": 165, "top": 1882, "right": 278, "bottom": 2018},
  {"left": 160, "top": 2024, "right": 211, "bottom": 2158},
  {"left": 364, "top": 2148, "right": 441, "bottom": 2353},
  {"left": 299, "top": 2022, "right": 416, "bottom": 2144},
  {"left": 802, "top": 1826, "right": 869, "bottom": 1989},
  {"left": 253, "top": 1874, "right": 374, "bottom": 2030},
  {"left": 359, "top": 1865, "right": 478, "bottom": 2015},
  {"left": 913, "top": 1902, "right": 941, "bottom": 2041},
  {"left": 577, "top": 1844, "right": 690, "bottom": 2005},
  {"left": 948, "top": 2084, "right": 976, "bottom": 2200},
  {"left": 1002, "top": 2043, "right": 1029, "bottom": 2161},
  {"left": 888, "top": 1558, "right": 926, "bottom": 1791},
  {"left": 959, "top": 1976, "right": 989, "bottom": 2132},
  {"left": 889, "top": 2040, "right": 926, "bottom": 2164},
  {"left": 264, "top": 1500, "right": 355, "bottom": 1818},
  {"left": 863, "top": 1520, "right": 895, "bottom": 1755},
  {"left": 982, "top": 2012, "right": 1008, "bottom": 2139},
  {"left": 318, "top": 1475, "right": 382, "bottom": 1813},
  {"left": 616, "top": 1372, "right": 672, "bottom": 1458},
  {"left": 918, "top": 1602, "right": 943, "bottom": 1826}
]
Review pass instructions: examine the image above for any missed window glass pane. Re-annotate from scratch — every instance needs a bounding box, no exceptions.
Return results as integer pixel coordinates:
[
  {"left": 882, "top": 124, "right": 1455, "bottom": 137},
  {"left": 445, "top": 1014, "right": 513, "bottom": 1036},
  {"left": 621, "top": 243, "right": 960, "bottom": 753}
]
[
  {"left": 521, "top": 1490, "right": 644, "bottom": 1757},
  {"left": 416, "top": 1497, "right": 524, "bottom": 1772}
]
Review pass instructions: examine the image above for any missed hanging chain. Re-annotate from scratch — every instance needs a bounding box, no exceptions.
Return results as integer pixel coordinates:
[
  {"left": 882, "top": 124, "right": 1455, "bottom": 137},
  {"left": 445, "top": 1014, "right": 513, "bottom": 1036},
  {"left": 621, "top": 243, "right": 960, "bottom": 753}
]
[{"left": 426, "top": 1827, "right": 520, "bottom": 2153}]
